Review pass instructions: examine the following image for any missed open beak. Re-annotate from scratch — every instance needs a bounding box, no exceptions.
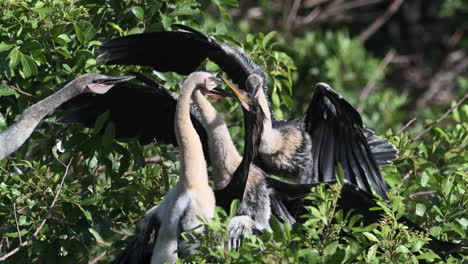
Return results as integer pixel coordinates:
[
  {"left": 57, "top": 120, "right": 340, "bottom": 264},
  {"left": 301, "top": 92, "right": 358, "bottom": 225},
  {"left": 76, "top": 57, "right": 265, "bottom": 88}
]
[
  {"left": 222, "top": 78, "right": 251, "bottom": 111},
  {"left": 204, "top": 76, "right": 234, "bottom": 99},
  {"left": 86, "top": 75, "right": 135, "bottom": 94},
  {"left": 99, "top": 75, "right": 135, "bottom": 85}
]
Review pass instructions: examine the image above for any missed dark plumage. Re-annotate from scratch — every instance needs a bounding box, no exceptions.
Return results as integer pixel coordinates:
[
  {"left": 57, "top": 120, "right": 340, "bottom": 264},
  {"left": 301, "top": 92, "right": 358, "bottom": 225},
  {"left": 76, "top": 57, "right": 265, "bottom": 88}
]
[{"left": 95, "top": 25, "right": 397, "bottom": 200}]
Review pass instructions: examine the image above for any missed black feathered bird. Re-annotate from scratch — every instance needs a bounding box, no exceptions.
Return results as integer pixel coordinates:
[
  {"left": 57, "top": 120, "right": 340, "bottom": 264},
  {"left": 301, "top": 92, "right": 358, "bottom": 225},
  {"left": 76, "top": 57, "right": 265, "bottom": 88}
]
[
  {"left": 96, "top": 24, "right": 397, "bottom": 199},
  {"left": 89, "top": 25, "right": 462, "bottom": 257}
]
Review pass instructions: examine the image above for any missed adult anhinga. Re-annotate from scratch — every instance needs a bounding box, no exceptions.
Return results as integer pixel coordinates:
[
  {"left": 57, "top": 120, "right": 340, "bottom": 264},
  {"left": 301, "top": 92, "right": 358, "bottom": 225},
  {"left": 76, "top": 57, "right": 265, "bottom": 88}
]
[
  {"left": 0, "top": 74, "right": 133, "bottom": 160},
  {"left": 96, "top": 24, "right": 398, "bottom": 200}
]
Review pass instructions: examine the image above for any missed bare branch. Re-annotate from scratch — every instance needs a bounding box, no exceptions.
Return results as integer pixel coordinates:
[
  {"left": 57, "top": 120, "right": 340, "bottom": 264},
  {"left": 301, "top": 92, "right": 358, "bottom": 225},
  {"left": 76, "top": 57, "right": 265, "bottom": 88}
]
[
  {"left": 416, "top": 51, "right": 468, "bottom": 107},
  {"left": 358, "top": 48, "right": 396, "bottom": 111},
  {"left": 89, "top": 250, "right": 107, "bottom": 264},
  {"left": 401, "top": 170, "right": 413, "bottom": 180},
  {"left": 396, "top": 117, "right": 417, "bottom": 135},
  {"left": 7, "top": 84, "right": 34, "bottom": 97},
  {"left": 0, "top": 159, "right": 72, "bottom": 262},
  {"left": 409, "top": 190, "right": 437, "bottom": 199},
  {"left": 13, "top": 204, "right": 22, "bottom": 245},
  {"left": 358, "top": 0, "right": 404, "bottom": 43},
  {"left": 285, "top": 0, "right": 302, "bottom": 30},
  {"left": 413, "top": 94, "right": 468, "bottom": 141}
]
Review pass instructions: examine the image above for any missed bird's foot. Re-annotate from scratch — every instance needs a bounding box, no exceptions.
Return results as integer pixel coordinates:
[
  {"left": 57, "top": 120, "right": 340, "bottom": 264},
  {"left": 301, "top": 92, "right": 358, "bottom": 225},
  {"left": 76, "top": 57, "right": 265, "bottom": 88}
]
[{"left": 226, "top": 215, "right": 255, "bottom": 251}]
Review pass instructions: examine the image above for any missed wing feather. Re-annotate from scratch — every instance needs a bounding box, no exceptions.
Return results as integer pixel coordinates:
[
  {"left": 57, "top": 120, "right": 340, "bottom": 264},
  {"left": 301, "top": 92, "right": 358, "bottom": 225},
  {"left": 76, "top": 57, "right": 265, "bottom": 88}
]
[
  {"left": 303, "top": 83, "right": 389, "bottom": 199},
  {"left": 98, "top": 25, "right": 267, "bottom": 93},
  {"left": 57, "top": 79, "right": 211, "bottom": 162}
]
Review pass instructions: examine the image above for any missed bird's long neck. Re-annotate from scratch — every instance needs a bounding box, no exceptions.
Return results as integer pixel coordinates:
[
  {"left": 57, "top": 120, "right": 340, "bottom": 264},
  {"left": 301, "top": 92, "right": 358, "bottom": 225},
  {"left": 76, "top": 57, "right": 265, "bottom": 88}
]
[
  {"left": 256, "top": 88, "right": 279, "bottom": 154},
  {"left": 217, "top": 109, "right": 256, "bottom": 209},
  {"left": 192, "top": 91, "right": 241, "bottom": 189},
  {"left": 175, "top": 77, "right": 209, "bottom": 189},
  {"left": 0, "top": 83, "right": 81, "bottom": 160}
]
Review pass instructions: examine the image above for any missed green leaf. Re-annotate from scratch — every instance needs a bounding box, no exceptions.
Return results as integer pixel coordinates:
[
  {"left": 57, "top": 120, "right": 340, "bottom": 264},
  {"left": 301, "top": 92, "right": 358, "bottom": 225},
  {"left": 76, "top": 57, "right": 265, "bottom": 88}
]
[
  {"left": 74, "top": 22, "right": 96, "bottom": 44},
  {"left": 229, "top": 199, "right": 240, "bottom": 217},
  {"left": 0, "top": 84, "right": 18, "bottom": 97},
  {"left": 81, "top": 194, "right": 104, "bottom": 206},
  {"left": 88, "top": 228, "right": 108, "bottom": 245},
  {"left": 262, "top": 31, "right": 276, "bottom": 48},
  {"left": 0, "top": 112, "right": 6, "bottom": 131},
  {"left": 336, "top": 163, "right": 344, "bottom": 186},
  {"left": 8, "top": 47, "right": 21, "bottom": 69},
  {"left": 20, "top": 54, "right": 38, "bottom": 77},
  {"left": 415, "top": 203, "right": 426, "bottom": 217},
  {"left": 21, "top": 40, "right": 41, "bottom": 53},
  {"left": 0, "top": 42, "right": 14, "bottom": 53},
  {"left": 363, "top": 231, "right": 379, "bottom": 242},
  {"left": 219, "top": 0, "right": 239, "bottom": 7},
  {"left": 131, "top": 6, "right": 145, "bottom": 21}
]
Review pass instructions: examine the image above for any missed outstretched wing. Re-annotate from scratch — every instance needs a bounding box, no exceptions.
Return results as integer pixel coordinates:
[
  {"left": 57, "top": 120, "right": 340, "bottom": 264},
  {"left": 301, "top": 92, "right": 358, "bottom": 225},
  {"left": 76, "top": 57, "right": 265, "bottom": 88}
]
[
  {"left": 58, "top": 78, "right": 210, "bottom": 160},
  {"left": 97, "top": 24, "right": 267, "bottom": 93},
  {"left": 302, "top": 83, "right": 389, "bottom": 199},
  {"left": 362, "top": 127, "right": 398, "bottom": 166}
]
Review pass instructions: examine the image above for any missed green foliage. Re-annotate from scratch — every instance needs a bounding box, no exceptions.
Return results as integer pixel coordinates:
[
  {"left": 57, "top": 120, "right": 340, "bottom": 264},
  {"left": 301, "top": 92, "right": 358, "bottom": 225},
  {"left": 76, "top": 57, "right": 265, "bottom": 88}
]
[{"left": 0, "top": 0, "right": 466, "bottom": 263}]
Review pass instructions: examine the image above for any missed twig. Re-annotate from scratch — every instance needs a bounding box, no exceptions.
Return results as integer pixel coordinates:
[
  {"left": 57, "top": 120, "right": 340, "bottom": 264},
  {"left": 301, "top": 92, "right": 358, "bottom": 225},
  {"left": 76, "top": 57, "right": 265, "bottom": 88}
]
[
  {"left": 358, "top": 48, "right": 396, "bottom": 111},
  {"left": 358, "top": 0, "right": 404, "bottom": 43},
  {"left": 401, "top": 170, "right": 413, "bottom": 180},
  {"left": 13, "top": 204, "right": 22, "bottom": 245},
  {"left": 7, "top": 84, "right": 34, "bottom": 97},
  {"left": 145, "top": 154, "right": 165, "bottom": 164},
  {"left": 0, "top": 159, "right": 72, "bottom": 262},
  {"left": 303, "top": 0, "right": 329, "bottom": 8},
  {"left": 88, "top": 250, "right": 107, "bottom": 264},
  {"left": 396, "top": 117, "right": 417, "bottom": 135},
  {"left": 416, "top": 51, "right": 468, "bottom": 107},
  {"left": 409, "top": 190, "right": 437, "bottom": 199},
  {"left": 285, "top": 0, "right": 302, "bottom": 30},
  {"left": 413, "top": 94, "right": 468, "bottom": 141}
]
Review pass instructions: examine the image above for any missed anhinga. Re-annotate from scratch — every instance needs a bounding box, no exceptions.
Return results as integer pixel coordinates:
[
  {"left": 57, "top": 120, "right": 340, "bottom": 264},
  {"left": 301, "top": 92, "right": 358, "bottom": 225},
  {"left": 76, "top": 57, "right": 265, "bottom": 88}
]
[
  {"left": 115, "top": 71, "right": 225, "bottom": 264},
  {"left": 92, "top": 26, "right": 461, "bottom": 256},
  {"left": 96, "top": 24, "right": 398, "bottom": 200},
  {"left": 0, "top": 74, "right": 133, "bottom": 160},
  {"left": 100, "top": 74, "right": 269, "bottom": 263}
]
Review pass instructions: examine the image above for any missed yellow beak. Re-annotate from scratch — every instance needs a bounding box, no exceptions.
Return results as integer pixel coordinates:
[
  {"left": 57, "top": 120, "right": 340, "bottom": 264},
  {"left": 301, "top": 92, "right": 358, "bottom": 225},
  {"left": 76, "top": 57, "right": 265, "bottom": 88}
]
[{"left": 222, "top": 78, "right": 250, "bottom": 105}]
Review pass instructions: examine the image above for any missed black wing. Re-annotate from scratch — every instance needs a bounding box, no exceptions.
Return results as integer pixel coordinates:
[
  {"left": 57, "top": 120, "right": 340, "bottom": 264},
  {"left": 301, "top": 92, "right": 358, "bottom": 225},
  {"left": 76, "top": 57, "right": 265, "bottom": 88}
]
[
  {"left": 302, "top": 83, "right": 389, "bottom": 199},
  {"left": 362, "top": 127, "right": 398, "bottom": 166},
  {"left": 97, "top": 24, "right": 267, "bottom": 93},
  {"left": 112, "top": 212, "right": 160, "bottom": 264},
  {"left": 58, "top": 79, "right": 210, "bottom": 161}
]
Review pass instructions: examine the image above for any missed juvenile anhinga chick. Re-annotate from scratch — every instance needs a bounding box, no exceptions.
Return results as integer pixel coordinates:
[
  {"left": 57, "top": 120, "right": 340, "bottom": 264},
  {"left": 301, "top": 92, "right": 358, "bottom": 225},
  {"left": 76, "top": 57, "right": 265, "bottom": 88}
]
[
  {"left": 117, "top": 72, "right": 223, "bottom": 264},
  {"left": 0, "top": 74, "right": 133, "bottom": 160}
]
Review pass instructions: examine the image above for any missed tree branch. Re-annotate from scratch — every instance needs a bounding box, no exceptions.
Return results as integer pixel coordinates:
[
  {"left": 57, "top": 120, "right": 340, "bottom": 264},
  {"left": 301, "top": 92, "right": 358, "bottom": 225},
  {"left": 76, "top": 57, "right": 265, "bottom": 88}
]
[
  {"left": 0, "top": 158, "right": 72, "bottom": 262},
  {"left": 358, "top": 48, "right": 396, "bottom": 111},
  {"left": 358, "top": 0, "right": 404, "bottom": 43},
  {"left": 413, "top": 94, "right": 468, "bottom": 141},
  {"left": 396, "top": 117, "right": 417, "bottom": 135}
]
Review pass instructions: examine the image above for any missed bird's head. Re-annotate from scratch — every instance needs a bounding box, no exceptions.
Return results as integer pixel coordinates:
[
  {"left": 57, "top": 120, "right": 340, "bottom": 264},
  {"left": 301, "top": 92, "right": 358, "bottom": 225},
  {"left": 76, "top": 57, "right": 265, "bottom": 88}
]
[
  {"left": 223, "top": 76, "right": 265, "bottom": 151},
  {"left": 70, "top": 73, "right": 135, "bottom": 94},
  {"left": 187, "top": 71, "right": 232, "bottom": 100}
]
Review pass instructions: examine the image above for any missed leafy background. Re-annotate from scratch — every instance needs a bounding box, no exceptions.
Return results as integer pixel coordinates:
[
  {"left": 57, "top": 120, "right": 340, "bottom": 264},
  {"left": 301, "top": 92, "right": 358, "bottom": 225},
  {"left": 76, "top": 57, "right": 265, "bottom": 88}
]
[{"left": 0, "top": 0, "right": 466, "bottom": 263}]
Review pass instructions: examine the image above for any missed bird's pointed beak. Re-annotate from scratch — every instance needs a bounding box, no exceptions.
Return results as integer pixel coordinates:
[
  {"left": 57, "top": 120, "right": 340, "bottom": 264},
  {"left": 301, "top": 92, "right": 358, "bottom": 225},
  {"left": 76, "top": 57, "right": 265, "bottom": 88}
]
[
  {"left": 204, "top": 77, "right": 234, "bottom": 100},
  {"left": 222, "top": 78, "right": 251, "bottom": 111},
  {"left": 101, "top": 75, "right": 136, "bottom": 84},
  {"left": 85, "top": 75, "right": 135, "bottom": 94}
]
